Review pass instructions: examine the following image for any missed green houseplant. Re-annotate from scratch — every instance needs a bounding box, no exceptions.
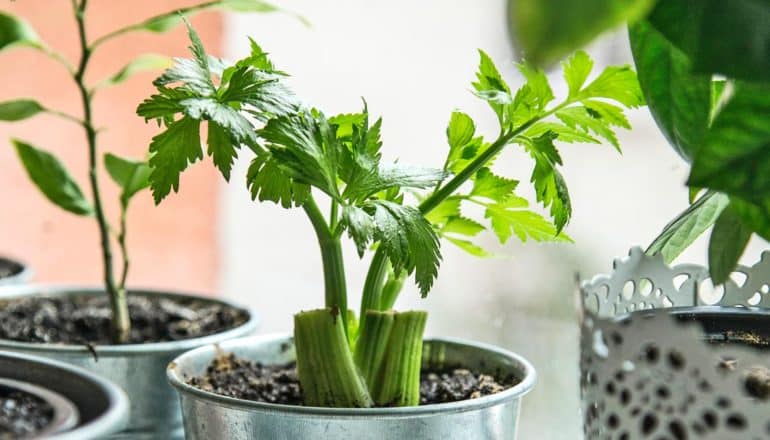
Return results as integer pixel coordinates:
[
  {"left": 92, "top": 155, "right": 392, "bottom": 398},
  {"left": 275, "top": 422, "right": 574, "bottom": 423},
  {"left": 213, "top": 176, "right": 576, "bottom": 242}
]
[
  {"left": 0, "top": 2, "right": 295, "bottom": 437},
  {"left": 509, "top": 1, "right": 770, "bottom": 438},
  {"left": 153, "top": 19, "right": 643, "bottom": 437}
]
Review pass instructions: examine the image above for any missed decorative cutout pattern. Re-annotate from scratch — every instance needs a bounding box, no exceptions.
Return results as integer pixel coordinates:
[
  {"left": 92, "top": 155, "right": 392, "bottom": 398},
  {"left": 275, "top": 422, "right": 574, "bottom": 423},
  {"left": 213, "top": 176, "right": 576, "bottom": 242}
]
[{"left": 580, "top": 247, "right": 770, "bottom": 439}]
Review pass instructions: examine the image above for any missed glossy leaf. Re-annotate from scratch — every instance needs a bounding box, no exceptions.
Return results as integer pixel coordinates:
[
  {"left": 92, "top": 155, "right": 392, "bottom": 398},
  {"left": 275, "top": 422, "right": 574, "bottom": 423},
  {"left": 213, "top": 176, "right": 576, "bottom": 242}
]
[
  {"left": 688, "top": 82, "right": 770, "bottom": 202},
  {"left": 0, "top": 12, "right": 42, "bottom": 52},
  {"left": 646, "top": 191, "right": 729, "bottom": 263},
  {"left": 0, "top": 99, "right": 44, "bottom": 121},
  {"left": 99, "top": 54, "right": 173, "bottom": 88},
  {"left": 629, "top": 19, "right": 711, "bottom": 162},
  {"left": 708, "top": 205, "right": 752, "bottom": 285},
  {"left": 104, "top": 153, "right": 151, "bottom": 204},
  {"left": 13, "top": 139, "right": 92, "bottom": 215},
  {"left": 509, "top": 0, "right": 655, "bottom": 67},
  {"left": 647, "top": 0, "right": 770, "bottom": 82}
]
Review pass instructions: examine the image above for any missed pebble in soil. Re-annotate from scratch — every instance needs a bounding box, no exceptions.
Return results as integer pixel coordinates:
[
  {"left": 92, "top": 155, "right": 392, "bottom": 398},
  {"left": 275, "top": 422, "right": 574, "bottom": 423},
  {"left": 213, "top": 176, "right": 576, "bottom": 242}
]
[
  {"left": 0, "top": 294, "right": 249, "bottom": 345},
  {"left": 0, "top": 389, "right": 53, "bottom": 439},
  {"left": 188, "top": 353, "right": 517, "bottom": 406}
]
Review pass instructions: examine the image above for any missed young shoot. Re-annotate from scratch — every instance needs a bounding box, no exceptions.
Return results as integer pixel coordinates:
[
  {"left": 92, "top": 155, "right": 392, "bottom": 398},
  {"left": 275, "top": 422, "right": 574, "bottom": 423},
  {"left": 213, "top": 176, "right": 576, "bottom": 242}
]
[{"left": 139, "top": 22, "right": 642, "bottom": 407}]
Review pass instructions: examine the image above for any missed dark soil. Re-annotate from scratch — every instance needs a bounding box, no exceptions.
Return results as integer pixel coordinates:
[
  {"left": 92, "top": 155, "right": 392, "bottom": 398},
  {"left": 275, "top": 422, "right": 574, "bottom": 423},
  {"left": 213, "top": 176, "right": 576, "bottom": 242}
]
[
  {"left": 0, "top": 259, "right": 22, "bottom": 280},
  {"left": 0, "top": 294, "right": 249, "bottom": 345},
  {"left": 0, "top": 386, "right": 54, "bottom": 439},
  {"left": 188, "top": 353, "right": 517, "bottom": 406}
]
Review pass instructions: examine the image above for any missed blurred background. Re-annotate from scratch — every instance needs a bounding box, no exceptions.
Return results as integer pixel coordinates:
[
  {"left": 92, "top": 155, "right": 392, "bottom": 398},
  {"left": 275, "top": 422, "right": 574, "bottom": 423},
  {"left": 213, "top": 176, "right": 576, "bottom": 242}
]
[{"left": 1, "top": 1, "right": 767, "bottom": 438}]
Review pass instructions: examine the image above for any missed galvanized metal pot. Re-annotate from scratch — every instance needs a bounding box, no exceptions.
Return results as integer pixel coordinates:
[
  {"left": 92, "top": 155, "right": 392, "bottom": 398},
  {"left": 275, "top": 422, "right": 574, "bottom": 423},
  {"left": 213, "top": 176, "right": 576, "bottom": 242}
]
[
  {"left": 0, "top": 255, "right": 31, "bottom": 286},
  {"left": 0, "top": 351, "right": 129, "bottom": 439},
  {"left": 580, "top": 247, "right": 770, "bottom": 439},
  {"left": 168, "top": 334, "right": 536, "bottom": 440},
  {"left": 0, "top": 285, "right": 259, "bottom": 439}
]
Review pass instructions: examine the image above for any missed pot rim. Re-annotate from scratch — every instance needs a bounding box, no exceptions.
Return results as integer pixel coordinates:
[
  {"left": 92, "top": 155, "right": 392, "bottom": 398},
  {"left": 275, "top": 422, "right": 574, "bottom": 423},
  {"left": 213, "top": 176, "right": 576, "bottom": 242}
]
[
  {"left": 0, "top": 255, "right": 32, "bottom": 286},
  {"left": 0, "top": 284, "right": 259, "bottom": 355},
  {"left": 0, "top": 351, "right": 129, "bottom": 440},
  {"left": 167, "top": 333, "right": 537, "bottom": 417},
  {"left": 0, "top": 377, "right": 79, "bottom": 437}
]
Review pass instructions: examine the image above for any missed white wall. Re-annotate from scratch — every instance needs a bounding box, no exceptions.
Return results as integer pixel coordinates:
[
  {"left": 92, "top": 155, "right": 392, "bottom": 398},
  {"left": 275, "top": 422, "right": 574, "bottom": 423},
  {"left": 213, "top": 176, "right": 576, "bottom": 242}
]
[{"left": 218, "top": 2, "right": 767, "bottom": 438}]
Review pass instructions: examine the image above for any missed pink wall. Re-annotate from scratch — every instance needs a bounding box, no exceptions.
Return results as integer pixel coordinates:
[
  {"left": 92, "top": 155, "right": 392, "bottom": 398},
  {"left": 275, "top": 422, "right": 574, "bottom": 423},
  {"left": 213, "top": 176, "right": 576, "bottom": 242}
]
[{"left": 0, "top": 1, "right": 223, "bottom": 294}]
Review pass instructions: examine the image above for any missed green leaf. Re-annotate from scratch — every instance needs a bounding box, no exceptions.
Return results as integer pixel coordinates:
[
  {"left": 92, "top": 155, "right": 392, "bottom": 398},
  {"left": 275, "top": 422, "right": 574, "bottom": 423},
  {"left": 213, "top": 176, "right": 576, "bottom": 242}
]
[
  {"left": 13, "top": 139, "right": 92, "bottom": 215},
  {"left": 0, "top": 99, "right": 44, "bottom": 121},
  {"left": 130, "top": 1, "right": 279, "bottom": 34},
  {"left": 472, "top": 50, "right": 511, "bottom": 123},
  {"left": 516, "top": 62, "right": 554, "bottom": 113},
  {"left": 246, "top": 153, "right": 310, "bottom": 208},
  {"left": 470, "top": 167, "right": 519, "bottom": 202},
  {"left": 0, "top": 12, "right": 43, "bottom": 52},
  {"left": 645, "top": 191, "right": 729, "bottom": 263},
  {"left": 342, "top": 205, "right": 376, "bottom": 256},
  {"left": 730, "top": 197, "right": 770, "bottom": 242},
  {"left": 484, "top": 197, "right": 571, "bottom": 244},
  {"left": 556, "top": 106, "right": 620, "bottom": 150},
  {"left": 563, "top": 50, "right": 594, "bottom": 97},
  {"left": 528, "top": 132, "right": 572, "bottom": 233},
  {"left": 369, "top": 201, "right": 441, "bottom": 297},
  {"left": 509, "top": 0, "right": 655, "bottom": 67},
  {"left": 525, "top": 121, "right": 599, "bottom": 144},
  {"left": 345, "top": 164, "right": 446, "bottom": 201},
  {"left": 629, "top": 19, "right": 711, "bottom": 162},
  {"left": 445, "top": 236, "right": 491, "bottom": 257},
  {"left": 104, "top": 153, "right": 151, "bottom": 204},
  {"left": 206, "top": 121, "right": 238, "bottom": 180},
  {"left": 576, "top": 65, "right": 644, "bottom": 109},
  {"left": 99, "top": 54, "right": 173, "bottom": 88},
  {"left": 708, "top": 205, "right": 752, "bottom": 285},
  {"left": 424, "top": 196, "right": 461, "bottom": 225},
  {"left": 688, "top": 82, "right": 770, "bottom": 202},
  {"left": 154, "top": 23, "right": 215, "bottom": 96},
  {"left": 446, "top": 111, "right": 475, "bottom": 150},
  {"left": 147, "top": 116, "right": 203, "bottom": 203},
  {"left": 647, "top": 0, "right": 770, "bottom": 82},
  {"left": 442, "top": 216, "right": 485, "bottom": 237}
]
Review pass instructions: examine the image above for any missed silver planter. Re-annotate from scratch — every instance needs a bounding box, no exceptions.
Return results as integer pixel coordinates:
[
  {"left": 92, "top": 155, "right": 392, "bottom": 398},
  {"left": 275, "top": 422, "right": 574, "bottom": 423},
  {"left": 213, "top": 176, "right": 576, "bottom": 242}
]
[
  {"left": 580, "top": 247, "right": 770, "bottom": 439},
  {"left": 0, "top": 255, "right": 31, "bottom": 286},
  {"left": 0, "top": 285, "right": 259, "bottom": 439},
  {"left": 0, "top": 351, "right": 129, "bottom": 439},
  {"left": 168, "top": 334, "right": 536, "bottom": 440}
]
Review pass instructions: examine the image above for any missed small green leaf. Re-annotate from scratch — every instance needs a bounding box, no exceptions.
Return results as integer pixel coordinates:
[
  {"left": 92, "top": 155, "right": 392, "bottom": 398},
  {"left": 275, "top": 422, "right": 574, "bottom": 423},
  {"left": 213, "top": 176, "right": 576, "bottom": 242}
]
[
  {"left": 147, "top": 116, "right": 203, "bottom": 204},
  {"left": 509, "top": 0, "right": 655, "bottom": 67},
  {"left": 342, "top": 205, "right": 375, "bottom": 256},
  {"left": 563, "top": 50, "right": 593, "bottom": 97},
  {"left": 485, "top": 197, "right": 572, "bottom": 244},
  {"left": 730, "top": 197, "right": 770, "bottom": 242},
  {"left": 131, "top": 0, "right": 281, "bottom": 34},
  {"left": 629, "top": 19, "right": 711, "bottom": 162},
  {"left": 13, "top": 139, "right": 92, "bottom": 215},
  {"left": 246, "top": 153, "right": 310, "bottom": 208},
  {"left": 442, "top": 216, "right": 485, "bottom": 237},
  {"left": 0, "top": 99, "right": 44, "bottom": 121},
  {"left": 99, "top": 54, "right": 173, "bottom": 88},
  {"left": 104, "top": 153, "right": 151, "bottom": 204},
  {"left": 470, "top": 168, "right": 519, "bottom": 203},
  {"left": 424, "top": 197, "right": 461, "bottom": 225},
  {"left": 446, "top": 111, "right": 475, "bottom": 150},
  {"left": 576, "top": 65, "right": 644, "bottom": 109},
  {"left": 0, "top": 12, "right": 43, "bottom": 52},
  {"left": 646, "top": 191, "right": 729, "bottom": 264},
  {"left": 708, "top": 205, "right": 752, "bottom": 285},
  {"left": 445, "top": 236, "right": 491, "bottom": 257},
  {"left": 556, "top": 106, "right": 620, "bottom": 150},
  {"left": 217, "top": 0, "right": 278, "bottom": 13}
]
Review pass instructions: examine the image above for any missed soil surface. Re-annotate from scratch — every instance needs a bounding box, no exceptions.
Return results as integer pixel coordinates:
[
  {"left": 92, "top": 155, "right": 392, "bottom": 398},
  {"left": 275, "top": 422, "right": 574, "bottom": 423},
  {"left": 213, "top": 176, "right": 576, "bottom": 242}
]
[
  {"left": 0, "top": 259, "right": 22, "bottom": 280},
  {"left": 0, "top": 387, "right": 53, "bottom": 439},
  {"left": 189, "top": 353, "right": 517, "bottom": 406},
  {"left": 0, "top": 294, "right": 249, "bottom": 345}
]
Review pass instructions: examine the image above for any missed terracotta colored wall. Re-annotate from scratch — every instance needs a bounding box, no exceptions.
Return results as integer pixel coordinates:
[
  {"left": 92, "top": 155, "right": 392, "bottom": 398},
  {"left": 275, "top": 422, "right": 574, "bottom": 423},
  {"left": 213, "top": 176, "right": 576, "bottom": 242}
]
[{"left": 0, "top": 1, "right": 222, "bottom": 294}]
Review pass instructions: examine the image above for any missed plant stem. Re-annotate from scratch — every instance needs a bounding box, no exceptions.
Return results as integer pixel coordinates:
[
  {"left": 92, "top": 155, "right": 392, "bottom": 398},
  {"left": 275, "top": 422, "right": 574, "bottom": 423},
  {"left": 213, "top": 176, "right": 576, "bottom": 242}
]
[
  {"left": 117, "top": 203, "right": 129, "bottom": 290},
  {"left": 303, "top": 197, "right": 348, "bottom": 333},
  {"left": 372, "top": 311, "right": 427, "bottom": 406},
  {"left": 379, "top": 268, "right": 406, "bottom": 310},
  {"left": 353, "top": 310, "right": 394, "bottom": 390},
  {"left": 358, "top": 118, "right": 538, "bottom": 319},
  {"left": 294, "top": 309, "right": 373, "bottom": 407},
  {"left": 73, "top": 0, "right": 130, "bottom": 343}
]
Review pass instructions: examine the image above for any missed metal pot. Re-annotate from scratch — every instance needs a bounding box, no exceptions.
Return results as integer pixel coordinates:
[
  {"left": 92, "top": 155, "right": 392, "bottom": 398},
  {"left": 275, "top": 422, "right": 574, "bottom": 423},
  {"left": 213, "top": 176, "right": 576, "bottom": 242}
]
[
  {"left": 0, "top": 285, "right": 259, "bottom": 439},
  {"left": 0, "top": 351, "right": 128, "bottom": 439},
  {"left": 580, "top": 247, "right": 770, "bottom": 439},
  {"left": 168, "top": 334, "right": 536, "bottom": 440},
  {"left": 0, "top": 256, "right": 31, "bottom": 286}
]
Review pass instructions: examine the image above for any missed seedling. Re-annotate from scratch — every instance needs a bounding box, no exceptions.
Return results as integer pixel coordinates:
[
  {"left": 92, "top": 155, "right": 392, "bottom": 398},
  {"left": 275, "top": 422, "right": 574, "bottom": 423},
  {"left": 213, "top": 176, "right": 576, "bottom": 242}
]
[
  {"left": 140, "top": 22, "right": 641, "bottom": 406},
  {"left": 0, "top": 1, "right": 280, "bottom": 342}
]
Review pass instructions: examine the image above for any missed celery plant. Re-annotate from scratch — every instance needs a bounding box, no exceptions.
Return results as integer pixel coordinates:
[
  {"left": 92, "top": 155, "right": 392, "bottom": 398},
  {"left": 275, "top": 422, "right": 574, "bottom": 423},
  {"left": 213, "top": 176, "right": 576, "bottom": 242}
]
[
  {"left": 0, "top": 1, "right": 280, "bottom": 343},
  {"left": 140, "top": 23, "right": 642, "bottom": 406}
]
